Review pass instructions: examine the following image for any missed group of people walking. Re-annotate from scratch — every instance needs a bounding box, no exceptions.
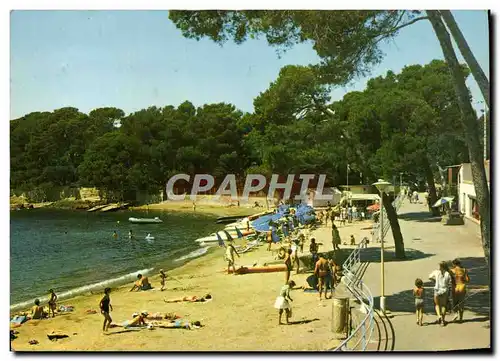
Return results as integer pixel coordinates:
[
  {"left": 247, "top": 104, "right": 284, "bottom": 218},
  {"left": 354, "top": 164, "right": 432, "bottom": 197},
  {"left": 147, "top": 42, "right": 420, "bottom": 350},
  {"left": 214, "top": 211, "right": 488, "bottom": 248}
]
[{"left": 414, "top": 259, "right": 470, "bottom": 326}]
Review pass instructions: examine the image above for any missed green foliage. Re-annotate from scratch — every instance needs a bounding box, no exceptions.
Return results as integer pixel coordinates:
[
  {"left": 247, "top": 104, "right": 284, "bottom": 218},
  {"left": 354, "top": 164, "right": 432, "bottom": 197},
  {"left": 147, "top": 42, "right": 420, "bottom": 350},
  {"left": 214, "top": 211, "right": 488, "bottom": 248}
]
[
  {"left": 10, "top": 59, "right": 469, "bottom": 204},
  {"left": 169, "top": 10, "right": 427, "bottom": 85}
]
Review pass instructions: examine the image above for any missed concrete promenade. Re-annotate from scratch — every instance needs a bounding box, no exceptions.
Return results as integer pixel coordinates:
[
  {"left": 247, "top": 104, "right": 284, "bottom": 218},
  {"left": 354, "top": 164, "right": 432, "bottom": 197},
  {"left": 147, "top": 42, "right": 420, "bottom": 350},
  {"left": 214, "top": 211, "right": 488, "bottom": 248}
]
[{"left": 360, "top": 196, "right": 490, "bottom": 351}]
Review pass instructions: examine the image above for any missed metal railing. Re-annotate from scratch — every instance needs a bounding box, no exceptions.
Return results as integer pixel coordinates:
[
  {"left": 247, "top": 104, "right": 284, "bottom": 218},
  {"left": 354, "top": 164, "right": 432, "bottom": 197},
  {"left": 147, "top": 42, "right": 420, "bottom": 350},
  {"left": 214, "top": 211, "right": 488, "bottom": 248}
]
[{"left": 330, "top": 238, "right": 375, "bottom": 352}]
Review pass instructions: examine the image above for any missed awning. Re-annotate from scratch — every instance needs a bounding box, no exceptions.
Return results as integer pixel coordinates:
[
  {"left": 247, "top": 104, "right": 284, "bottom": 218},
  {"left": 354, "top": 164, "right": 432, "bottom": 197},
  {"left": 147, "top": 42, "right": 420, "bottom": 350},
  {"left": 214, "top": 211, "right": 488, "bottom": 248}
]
[
  {"left": 349, "top": 194, "right": 381, "bottom": 201},
  {"left": 432, "top": 197, "right": 455, "bottom": 208}
]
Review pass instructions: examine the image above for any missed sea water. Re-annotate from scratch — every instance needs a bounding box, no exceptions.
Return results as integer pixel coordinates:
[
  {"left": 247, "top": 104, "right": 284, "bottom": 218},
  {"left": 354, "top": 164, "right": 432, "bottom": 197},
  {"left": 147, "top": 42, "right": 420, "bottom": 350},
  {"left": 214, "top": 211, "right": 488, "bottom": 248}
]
[{"left": 10, "top": 209, "right": 221, "bottom": 311}]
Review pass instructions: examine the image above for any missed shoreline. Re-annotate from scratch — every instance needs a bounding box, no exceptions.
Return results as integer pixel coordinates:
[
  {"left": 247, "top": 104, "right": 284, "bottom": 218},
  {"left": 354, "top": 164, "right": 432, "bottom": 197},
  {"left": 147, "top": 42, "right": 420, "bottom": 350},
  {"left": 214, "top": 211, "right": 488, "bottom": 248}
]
[
  {"left": 10, "top": 200, "right": 266, "bottom": 311},
  {"left": 11, "top": 196, "right": 272, "bottom": 218},
  {"left": 10, "top": 218, "right": 375, "bottom": 351}
]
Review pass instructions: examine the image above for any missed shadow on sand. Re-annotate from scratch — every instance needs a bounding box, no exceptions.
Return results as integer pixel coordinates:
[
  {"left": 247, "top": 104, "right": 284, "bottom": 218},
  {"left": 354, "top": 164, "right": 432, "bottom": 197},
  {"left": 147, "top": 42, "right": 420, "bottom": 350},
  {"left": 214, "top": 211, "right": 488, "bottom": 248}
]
[
  {"left": 398, "top": 211, "right": 442, "bottom": 223},
  {"left": 287, "top": 318, "right": 320, "bottom": 325}
]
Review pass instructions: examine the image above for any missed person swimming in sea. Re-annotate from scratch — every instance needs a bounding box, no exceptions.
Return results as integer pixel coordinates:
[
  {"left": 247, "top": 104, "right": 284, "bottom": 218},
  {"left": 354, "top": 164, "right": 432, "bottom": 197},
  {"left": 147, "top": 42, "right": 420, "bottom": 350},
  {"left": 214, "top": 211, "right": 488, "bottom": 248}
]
[
  {"left": 128, "top": 230, "right": 134, "bottom": 240},
  {"left": 113, "top": 231, "right": 119, "bottom": 240}
]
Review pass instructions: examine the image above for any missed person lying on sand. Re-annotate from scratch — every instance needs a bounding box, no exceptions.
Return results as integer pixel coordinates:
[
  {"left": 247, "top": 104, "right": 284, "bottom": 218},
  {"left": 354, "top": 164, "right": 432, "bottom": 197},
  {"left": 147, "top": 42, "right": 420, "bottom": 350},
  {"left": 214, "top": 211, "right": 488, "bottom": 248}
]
[
  {"left": 141, "top": 312, "right": 181, "bottom": 320},
  {"left": 99, "top": 288, "right": 113, "bottom": 332},
  {"left": 164, "top": 294, "right": 212, "bottom": 303},
  {"left": 31, "top": 299, "right": 47, "bottom": 320},
  {"left": 152, "top": 320, "right": 202, "bottom": 330},
  {"left": 130, "top": 274, "right": 152, "bottom": 292},
  {"left": 122, "top": 312, "right": 148, "bottom": 328}
]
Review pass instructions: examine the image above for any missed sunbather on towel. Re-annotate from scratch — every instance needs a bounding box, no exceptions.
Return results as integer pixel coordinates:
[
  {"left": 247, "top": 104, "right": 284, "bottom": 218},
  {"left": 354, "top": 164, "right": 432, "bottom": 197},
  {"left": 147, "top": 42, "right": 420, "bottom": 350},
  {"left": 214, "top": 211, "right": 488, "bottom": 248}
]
[
  {"left": 154, "top": 320, "right": 202, "bottom": 330},
  {"left": 130, "top": 274, "right": 152, "bottom": 292},
  {"left": 164, "top": 294, "right": 212, "bottom": 303}
]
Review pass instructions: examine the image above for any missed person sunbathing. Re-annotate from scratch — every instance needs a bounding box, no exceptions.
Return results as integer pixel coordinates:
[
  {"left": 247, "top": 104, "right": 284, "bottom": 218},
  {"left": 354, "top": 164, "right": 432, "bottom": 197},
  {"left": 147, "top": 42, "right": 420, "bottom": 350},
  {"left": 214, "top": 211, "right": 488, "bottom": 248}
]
[
  {"left": 122, "top": 312, "right": 148, "bottom": 328},
  {"left": 31, "top": 299, "right": 47, "bottom": 320},
  {"left": 153, "top": 320, "right": 202, "bottom": 330},
  {"left": 164, "top": 294, "right": 212, "bottom": 303},
  {"left": 130, "top": 274, "right": 152, "bottom": 292}
]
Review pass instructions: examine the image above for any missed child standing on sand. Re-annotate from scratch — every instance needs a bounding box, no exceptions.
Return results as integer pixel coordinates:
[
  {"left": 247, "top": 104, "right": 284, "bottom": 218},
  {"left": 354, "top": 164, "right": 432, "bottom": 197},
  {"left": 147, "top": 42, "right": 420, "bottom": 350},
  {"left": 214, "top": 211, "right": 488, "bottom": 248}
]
[
  {"left": 160, "top": 269, "right": 167, "bottom": 291},
  {"left": 48, "top": 289, "right": 57, "bottom": 318},
  {"left": 100, "top": 287, "right": 113, "bottom": 332},
  {"left": 413, "top": 278, "right": 425, "bottom": 326},
  {"left": 274, "top": 280, "right": 296, "bottom": 325}
]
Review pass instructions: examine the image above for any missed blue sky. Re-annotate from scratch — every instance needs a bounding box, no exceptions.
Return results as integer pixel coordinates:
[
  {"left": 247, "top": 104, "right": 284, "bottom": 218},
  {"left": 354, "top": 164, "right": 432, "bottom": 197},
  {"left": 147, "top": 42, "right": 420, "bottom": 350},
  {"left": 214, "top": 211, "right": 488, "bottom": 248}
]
[{"left": 10, "top": 10, "right": 490, "bottom": 119}]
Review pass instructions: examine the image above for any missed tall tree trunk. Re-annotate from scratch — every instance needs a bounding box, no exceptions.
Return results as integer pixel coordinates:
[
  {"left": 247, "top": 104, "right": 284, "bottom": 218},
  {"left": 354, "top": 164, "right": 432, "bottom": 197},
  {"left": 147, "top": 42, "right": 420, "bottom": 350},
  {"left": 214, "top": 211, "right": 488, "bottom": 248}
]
[
  {"left": 427, "top": 11, "right": 491, "bottom": 268},
  {"left": 439, "top": 10, "right": 490, "bottom": 107},
  {"left": 321, "top": 106, "right": 407, "bottom": 258},
  {"left": 423, "top": 157, "right": 440, "bottom": 216},
  {"left": 382, "top": 192, "right": 405, "bottom": 259}
]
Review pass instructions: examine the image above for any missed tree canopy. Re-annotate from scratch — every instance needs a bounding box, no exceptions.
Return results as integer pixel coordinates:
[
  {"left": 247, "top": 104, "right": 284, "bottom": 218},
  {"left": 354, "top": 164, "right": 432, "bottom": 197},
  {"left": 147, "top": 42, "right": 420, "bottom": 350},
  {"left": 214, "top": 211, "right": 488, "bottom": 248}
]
[{"left": 10, "top": 60, "right": 469, "bottom": 208}]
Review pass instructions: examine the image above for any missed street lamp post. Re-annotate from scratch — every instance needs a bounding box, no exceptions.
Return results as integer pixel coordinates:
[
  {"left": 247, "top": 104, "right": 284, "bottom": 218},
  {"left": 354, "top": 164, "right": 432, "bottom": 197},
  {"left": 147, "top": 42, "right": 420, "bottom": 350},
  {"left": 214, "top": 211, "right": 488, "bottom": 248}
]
[
  {"left": 373, "top": 179, "right": 392, "bottom": 313},
  {"left": 477, "top": 100, "right": 488, "bottom": 161}
]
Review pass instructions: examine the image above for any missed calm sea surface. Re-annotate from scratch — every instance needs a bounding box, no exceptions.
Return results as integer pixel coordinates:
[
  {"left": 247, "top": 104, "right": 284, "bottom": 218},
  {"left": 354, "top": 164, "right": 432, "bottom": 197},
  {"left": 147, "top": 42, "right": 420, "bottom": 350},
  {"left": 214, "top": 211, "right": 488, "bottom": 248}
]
[{"left": 10, "top": 209, "right": 221, "bottom": 310}]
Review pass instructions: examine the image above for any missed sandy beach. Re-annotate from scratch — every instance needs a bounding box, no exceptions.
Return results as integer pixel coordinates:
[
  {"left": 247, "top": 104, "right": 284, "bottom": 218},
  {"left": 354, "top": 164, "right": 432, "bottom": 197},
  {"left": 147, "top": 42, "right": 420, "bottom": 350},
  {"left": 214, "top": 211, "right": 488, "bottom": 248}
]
[{"left": 10, "top": 214, "right": 374, "bottom": 352}]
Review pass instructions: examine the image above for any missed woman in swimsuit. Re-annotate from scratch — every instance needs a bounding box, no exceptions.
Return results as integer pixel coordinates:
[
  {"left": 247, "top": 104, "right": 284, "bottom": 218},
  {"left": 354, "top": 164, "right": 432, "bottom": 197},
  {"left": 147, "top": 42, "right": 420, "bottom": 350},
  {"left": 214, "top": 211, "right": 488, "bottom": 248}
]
[
  {"left": 164, "top": 294, "right": 212, "bottom": 303},
  {"left": 284, "top": 249, "right": 293, "bottom": 283},
  {"left": 450, "top": 259, "right": 470, "bottom": 322},
  {"left": 99, "top": 287, "right": 113, "bottom": 332},
  {"left": 48, "top": 289, "right": 57, "bottom": 318}
]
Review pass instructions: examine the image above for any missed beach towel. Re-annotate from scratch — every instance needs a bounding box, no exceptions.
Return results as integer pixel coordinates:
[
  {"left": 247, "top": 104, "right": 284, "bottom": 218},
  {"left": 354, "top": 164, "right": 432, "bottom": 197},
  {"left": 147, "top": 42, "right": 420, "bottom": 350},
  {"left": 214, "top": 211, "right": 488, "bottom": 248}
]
[
  {"left": 11, "top": 315, "right": 27, "bottom": 325},
  {"left": 121, "top": 321, "right": 149, "bottom": 329}
]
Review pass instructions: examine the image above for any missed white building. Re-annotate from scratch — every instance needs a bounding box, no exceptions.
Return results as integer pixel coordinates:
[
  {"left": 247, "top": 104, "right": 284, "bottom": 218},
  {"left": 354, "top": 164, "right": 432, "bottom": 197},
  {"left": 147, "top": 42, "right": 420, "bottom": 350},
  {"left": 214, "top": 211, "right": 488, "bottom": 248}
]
[
  {"left": 306, "top": 187, "right": 342, "bottom": 208},
  {"left": 457, "top": 161, "right": 490, "bottom": 222}
]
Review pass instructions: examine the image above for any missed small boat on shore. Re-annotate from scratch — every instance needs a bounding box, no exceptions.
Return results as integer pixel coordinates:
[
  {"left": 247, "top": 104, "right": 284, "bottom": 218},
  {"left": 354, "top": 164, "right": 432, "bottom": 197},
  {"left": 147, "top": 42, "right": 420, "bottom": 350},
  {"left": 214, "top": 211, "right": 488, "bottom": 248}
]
[
  {"left": 101, "top": 203, "right": 130, "bottom": 212},
  {"left": 216, "top": 215, "right": 251, "bottom": 224},
  {"left": 87, "top": 205, "right": 106, "bottom": 212},
  {"left": 128, "top": 217, "right": 163, "bottom": 224},
  {"left": 195, "top": 229, "right": 254, "bottom": 244}
]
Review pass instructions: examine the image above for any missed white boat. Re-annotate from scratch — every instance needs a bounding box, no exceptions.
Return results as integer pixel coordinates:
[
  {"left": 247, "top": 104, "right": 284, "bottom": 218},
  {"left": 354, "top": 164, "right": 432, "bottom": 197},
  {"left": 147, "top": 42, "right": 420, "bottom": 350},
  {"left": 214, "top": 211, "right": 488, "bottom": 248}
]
[
  {"left": 195, "top": 228, "right": 255, "bottom": 244},
  {"left": 128, "top": 217, "right": 163, "bottom": 224},
  {"left": 224, "top": 217, "right": 252, "bottom": 230}
]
